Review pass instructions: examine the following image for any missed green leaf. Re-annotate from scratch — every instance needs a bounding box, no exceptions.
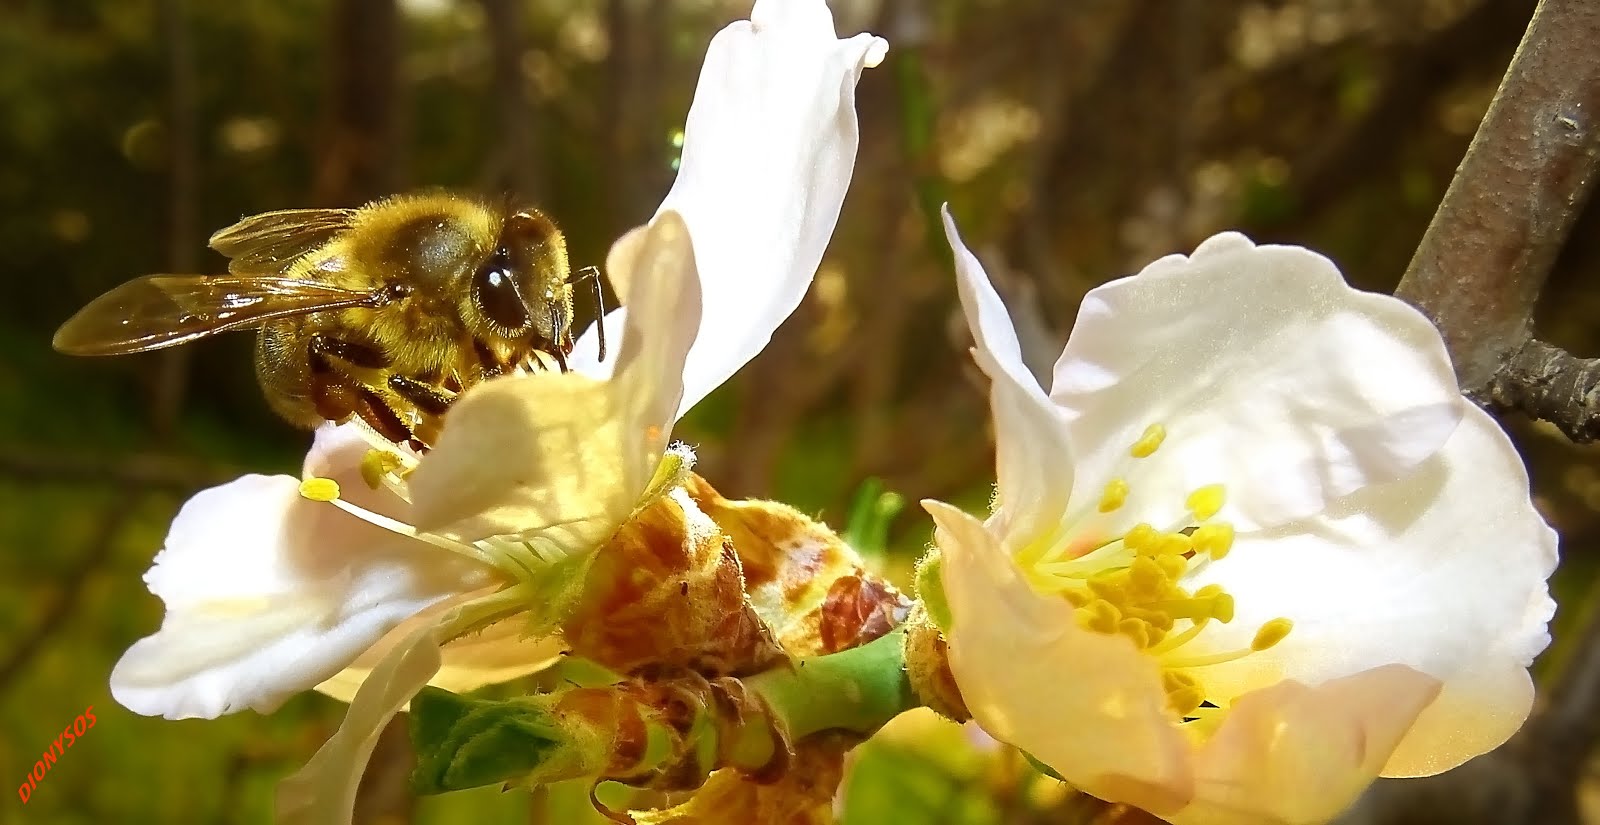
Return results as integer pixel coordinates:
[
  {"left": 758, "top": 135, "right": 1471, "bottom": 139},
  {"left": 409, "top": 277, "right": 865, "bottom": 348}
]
[{"left": 410, "top": 687, "right": 566, "bottom": 795}]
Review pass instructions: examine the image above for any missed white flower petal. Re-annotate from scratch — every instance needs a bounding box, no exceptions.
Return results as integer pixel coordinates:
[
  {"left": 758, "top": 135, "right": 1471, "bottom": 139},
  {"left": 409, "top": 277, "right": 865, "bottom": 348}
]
[
  {"left": 570, "top": 307, "right": 628, "bottom": 381},
  {"left": 1185, "top": 403, "right": 1556, "bottom": 775},
  {"left": 277, "top": 616, "right": 449, "bottom": 825},
  {"left": 659, "top": 0, "right": 885, "bottom": 417},
  {"left": 111, "top": 474, "right": 490, "bottom": 720},
  {"left": 409, "top": 212, "right": 700, "bottom": 544},
  {"left": 1173, "top": 666, "right": 1442, "bottom": 825},
  {"left": 926, "top": 500, "right": 1194, "bottom": 813},
  {"left": 1050, "top": 233, "right": 1463, "bottom": 532},
  {"left": 313, "top": 591, "right": 564, "bottom": 704},
  {"left": 943, "top": 210, "right": 1074, "bottom": 548}
]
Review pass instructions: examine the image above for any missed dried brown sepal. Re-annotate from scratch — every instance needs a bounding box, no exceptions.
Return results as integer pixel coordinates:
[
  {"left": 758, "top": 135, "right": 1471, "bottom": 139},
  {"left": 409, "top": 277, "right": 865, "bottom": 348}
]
[
  {"left": 684, "top": 474, "right": 913, "bottom": 656},
  {"left": 562, "top": 488, "right": 785, "bottom": 675},
  {"left": 631, "top": 735, "right": 853, "bottom": 825},
  {"left": 540, "top": 673, "right": 788, "bottom": 796},
  {"left": 901, "top": 605, "right": 969, "bottom": 722}
]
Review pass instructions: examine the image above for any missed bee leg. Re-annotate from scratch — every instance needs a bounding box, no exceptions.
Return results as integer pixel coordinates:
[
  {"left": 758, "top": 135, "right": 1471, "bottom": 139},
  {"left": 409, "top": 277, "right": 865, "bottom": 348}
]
[
  {"left": 388, "top": 374, "right": 456, "bottom": 417},
  {"left": 308, "top": 348, "right": 359, "bottom": 423},
  {"left": 309, "top": 333, "right": 389, "bottom": 369},
  {"left": 354, "top": 386, "right": 417, "bottom": 446},
  {"left": 473, "top": 339, "right": 511, "bottom": 378}
]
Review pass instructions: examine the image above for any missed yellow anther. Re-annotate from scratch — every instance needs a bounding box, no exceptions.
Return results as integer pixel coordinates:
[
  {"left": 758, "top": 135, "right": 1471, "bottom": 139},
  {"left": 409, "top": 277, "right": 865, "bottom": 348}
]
[
  {"left": 1251, "top": 618, "right": 1294, "bottom": 651},
  {"left": 1127, "top": 556, "right": 1172, "bottom": 595},
  {"left": 360, "top": 449, "right": 406, "bottom": 490},
  {"left": 1077, "top": 599, "right": 1121, "bottom": 633},
  {"left": 1117, "top": 617, "right": 1153, "bottom": 648},
  {"left": 1130, "top": 423, "right": 1167, "bottom": 458},
  {"left": 299, "top": 477, "right": 341, "bottom": 502},
  {"left": 1150, "top": 532, "right": 1194, "bottom": 556},
  {"left": 1155, "top": 554, "right": 1188, "bottom": 580},
  {"left": 1086, "top": 573, "right": 1128, "bottom": 602},
  {"left": 1062, "top": 588, "right": 1091, "bottom": 608},
  {"left": 1186, "top": 484, "right": 1227, "bottom": 520},
  {"left": 1098, "top": 478, "right": 1130, "bottom": 513},
  {"left": 1193, "top": 585, "right": 1235, "bottom": 623},
  {"left": 1191, "top": 523, "right": 1236, "bottom": 560},
  {"left": 1162, "top": 670, "right": 1205, "bottom": 716},
  {"left": 1123, "top": 523, "right": 1157, "bottom": 553}
]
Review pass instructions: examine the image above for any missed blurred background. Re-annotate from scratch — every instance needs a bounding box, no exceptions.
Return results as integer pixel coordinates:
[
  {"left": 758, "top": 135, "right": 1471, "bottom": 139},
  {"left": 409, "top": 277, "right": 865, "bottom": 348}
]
[{"left": 2, "top": 0, "right": 1597, "bottom": 822}]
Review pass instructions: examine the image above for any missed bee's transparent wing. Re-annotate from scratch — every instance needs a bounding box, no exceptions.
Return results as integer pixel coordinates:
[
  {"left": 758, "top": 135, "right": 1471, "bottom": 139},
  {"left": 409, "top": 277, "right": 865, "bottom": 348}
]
[
  {"left": 54, "top": 274, "right": 381, "bottom": 355},
  {"left": 209, "top": 208, "right": 357, "bottom": 274}
]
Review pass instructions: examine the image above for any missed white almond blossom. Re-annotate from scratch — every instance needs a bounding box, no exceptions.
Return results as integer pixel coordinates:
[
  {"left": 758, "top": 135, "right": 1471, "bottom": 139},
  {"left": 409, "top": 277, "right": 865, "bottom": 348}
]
[
  {"left": 926, "top": 208, "right": 1557, "bottom": 825},
  {"left": 106, "top": 2, "right": 885, "bottom": 822}
]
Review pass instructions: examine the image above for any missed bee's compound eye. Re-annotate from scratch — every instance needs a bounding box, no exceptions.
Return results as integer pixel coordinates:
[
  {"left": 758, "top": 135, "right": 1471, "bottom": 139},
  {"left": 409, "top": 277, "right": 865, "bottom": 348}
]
[{"left": 472, "top": 252, "right": 530, "bottom": 331}]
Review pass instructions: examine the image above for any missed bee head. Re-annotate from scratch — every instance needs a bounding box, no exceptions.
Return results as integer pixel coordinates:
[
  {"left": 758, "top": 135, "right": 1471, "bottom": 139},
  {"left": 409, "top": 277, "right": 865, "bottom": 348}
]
[{"left": 468, "top": 207, "right": 574, "bottom": 354}]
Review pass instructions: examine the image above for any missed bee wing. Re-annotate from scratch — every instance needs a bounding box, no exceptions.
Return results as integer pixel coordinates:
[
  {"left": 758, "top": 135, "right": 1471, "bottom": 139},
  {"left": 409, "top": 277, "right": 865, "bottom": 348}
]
[
  {"left": 54, "top": 274, "right": 382, "bottom": 355},
  {"left": 209, "top": 208, "right": 357, "bottom": 274}
]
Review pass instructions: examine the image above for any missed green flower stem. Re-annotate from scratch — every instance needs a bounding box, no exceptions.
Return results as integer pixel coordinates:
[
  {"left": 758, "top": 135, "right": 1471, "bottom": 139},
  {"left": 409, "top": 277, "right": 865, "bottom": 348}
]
[{"left": 746, "top": 627, "right": 917, "bottom": 741}]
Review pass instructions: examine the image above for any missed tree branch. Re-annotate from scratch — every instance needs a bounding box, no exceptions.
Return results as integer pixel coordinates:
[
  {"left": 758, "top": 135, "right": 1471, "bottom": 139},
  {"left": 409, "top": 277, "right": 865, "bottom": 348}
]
[
  {"left": 1394, "top": 0, "right": 1600, "bottom": 436},
  {"left": 1489, "top": 338, "right": 1600, "bottom": 442}
]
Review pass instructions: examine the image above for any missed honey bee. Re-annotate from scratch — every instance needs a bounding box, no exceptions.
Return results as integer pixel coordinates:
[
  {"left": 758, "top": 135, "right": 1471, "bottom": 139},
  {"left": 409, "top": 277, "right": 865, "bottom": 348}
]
[{"left": 53, "top": 193, "right": 604, "bottom": 449}]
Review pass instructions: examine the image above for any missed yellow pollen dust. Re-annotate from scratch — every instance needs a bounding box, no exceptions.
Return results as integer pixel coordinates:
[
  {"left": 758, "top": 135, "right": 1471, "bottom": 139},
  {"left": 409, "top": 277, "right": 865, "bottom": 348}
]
[
  {"left": 1098, "top": 478, "right": 1130, "bottom": 512},
  {"left": 1130, "top": 424, "right": 1166, "bottom": 458},
  {"left": 1186, "top": 484, "right": 1226, "bottom": 520},
  {"left": 299, "top": 477, "right": 342, "bottom": 502},
  {"left": 360, "top": 449, "right": 407, "bottom": 489}
]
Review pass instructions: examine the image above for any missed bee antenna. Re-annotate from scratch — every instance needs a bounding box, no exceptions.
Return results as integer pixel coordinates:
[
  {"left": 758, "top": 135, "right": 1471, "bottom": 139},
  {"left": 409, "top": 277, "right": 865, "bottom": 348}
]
[{"left": 575, "top": 265, "right": 606, "bottom": 363}]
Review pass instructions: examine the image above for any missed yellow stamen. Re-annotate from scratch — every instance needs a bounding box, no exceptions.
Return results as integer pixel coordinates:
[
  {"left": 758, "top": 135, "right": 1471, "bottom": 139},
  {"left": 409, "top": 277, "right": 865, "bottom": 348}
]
[
  {"left": 1148, "top": 531, "right": 1194, "bottom": 556},
  {"left": 1130, "top": 424, "right": 1166, "bottom": 458},
  {"left": 1162, "top": 670, "right": 1205, "bottom": 716},
  {"left": 1191, "top": 523, "right": 1235, "bottom": 560},
  {"left": 1122, "top": 522, "right": 1157, "bottom": 553},
  {"left": 299, "top": 477, "right": 341, "bottom": 502},
  {"left": 1186, "top": 484, "right": 1226, "bottom": 520},
  {"left": 1252, "top": 618, "right": 1294, "bottom": 651},
  {"left": 360, "top": 449, "right": 406, "bottom": 490},
  {"left": 1098, "top": 478, "right": 1130, "bottom": 513}
]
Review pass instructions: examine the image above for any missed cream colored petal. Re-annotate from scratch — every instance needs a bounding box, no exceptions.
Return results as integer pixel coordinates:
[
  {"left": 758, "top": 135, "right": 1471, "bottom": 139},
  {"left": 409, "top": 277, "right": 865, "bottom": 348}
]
[
  {"left": 926, "top": 500, "right": 1193, "bottom": 813},
  {"left": 1170, "top": 666, "right": 1441, "bottom": 825},
  {"left": 1050, "top": 233, "right": 1462, "bottom": 533},
  {"left": 314, "top": 591, "right": 563, "bottom": 704},
  {"left": 111, "top": 474, "right": 490, "bottom": 720},
  {"left": 942, "top": 209, "right": 1074, "bottom": 549},
  {"left": 1185, "top": 405, "right": 1554, "bottom": 775},
  {"left": 660, "top": 0, "right": 885, "bottom": 417},
  {"left": 408, "top": 213, "right": 700, "bottom": 545},
  {"left": 276, "top": 616, "right": 449, "bottom": 825}
]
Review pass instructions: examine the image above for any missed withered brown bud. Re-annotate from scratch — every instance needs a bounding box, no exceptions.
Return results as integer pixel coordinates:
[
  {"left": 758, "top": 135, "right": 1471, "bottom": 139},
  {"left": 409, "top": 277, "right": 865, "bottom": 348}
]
[
  {"left": 561, "top": 488, "right": 785, "bottom": 675},
  {"left": 684, "top": 474, "right": 913, "bottom": 656}
]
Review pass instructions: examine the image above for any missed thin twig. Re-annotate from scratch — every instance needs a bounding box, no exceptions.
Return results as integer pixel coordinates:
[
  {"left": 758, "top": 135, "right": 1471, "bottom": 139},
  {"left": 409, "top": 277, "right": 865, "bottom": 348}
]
[{"left": 1394, "top": 0, "right": 1600, "bottom": 413}]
